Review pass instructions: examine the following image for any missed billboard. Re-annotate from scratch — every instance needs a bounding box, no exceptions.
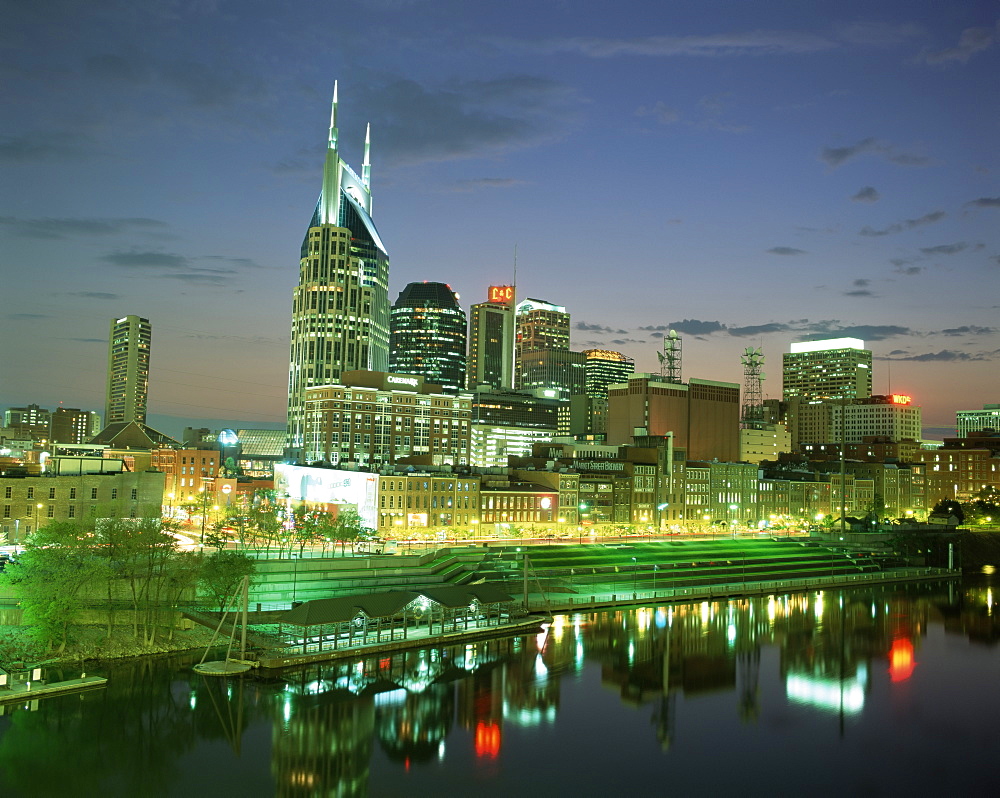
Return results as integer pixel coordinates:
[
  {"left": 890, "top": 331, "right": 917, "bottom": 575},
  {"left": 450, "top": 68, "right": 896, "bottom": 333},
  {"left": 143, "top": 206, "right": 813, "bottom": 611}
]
[{"left": 274, "top": 464, "right": 380, "bottom": 530}]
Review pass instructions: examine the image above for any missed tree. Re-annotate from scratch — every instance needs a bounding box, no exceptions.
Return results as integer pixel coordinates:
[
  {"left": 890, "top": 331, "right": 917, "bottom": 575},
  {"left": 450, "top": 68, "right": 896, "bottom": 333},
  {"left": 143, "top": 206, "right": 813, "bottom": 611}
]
[
  {"left": 198, "top": 550, "right": 257, "bottom": 613},
  {"left": 1, "top": 520, "right": 111, "bottom": 654},
  {"left": 931, "top": 498, "right": 965, "bottom": 523}
]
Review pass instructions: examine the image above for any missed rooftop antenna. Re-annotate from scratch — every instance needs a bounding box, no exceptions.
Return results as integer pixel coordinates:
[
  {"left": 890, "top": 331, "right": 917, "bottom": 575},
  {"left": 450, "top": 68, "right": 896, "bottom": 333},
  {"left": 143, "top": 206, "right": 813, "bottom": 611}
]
[{"left": 657, "top": 330, "right": 682, "bottom": 384}]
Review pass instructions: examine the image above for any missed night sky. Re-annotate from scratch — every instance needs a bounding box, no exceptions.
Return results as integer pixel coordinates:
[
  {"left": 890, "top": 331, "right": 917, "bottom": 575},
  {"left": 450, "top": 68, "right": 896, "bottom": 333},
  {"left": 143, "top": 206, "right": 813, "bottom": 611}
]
[{"left": 3, "top": 0, "right": 997, "bottom": 438}]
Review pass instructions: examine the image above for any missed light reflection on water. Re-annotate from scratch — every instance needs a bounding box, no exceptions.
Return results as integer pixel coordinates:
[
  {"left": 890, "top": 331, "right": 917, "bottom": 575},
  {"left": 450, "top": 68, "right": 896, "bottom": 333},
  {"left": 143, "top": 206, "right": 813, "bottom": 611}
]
[{"left": 0, "top": 576, "right": 998, "bottom": 796}]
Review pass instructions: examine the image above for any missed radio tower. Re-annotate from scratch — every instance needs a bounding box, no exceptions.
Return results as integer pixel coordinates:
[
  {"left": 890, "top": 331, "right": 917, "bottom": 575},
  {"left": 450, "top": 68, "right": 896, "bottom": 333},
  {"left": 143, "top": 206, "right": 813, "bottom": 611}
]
[
  {"left": 657, "top": 330, "right": 682, "bottom": 384},
  {"left": 740, "top": 346, "right": 765, "bottom": 429}
]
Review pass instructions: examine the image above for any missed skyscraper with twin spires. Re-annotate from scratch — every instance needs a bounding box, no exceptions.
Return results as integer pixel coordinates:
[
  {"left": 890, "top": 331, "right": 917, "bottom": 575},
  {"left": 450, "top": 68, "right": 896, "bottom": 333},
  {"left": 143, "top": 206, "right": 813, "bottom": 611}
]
[{"left": 287, "top": 84, "right": 390, "bottom": 455}]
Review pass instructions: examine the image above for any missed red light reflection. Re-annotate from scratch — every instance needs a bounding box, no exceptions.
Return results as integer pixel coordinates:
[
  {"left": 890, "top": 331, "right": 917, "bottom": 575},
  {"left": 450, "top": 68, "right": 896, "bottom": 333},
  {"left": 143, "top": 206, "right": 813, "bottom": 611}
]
[
  {"left": 474, "top": 721, "right": 501, "bottom": 758},
  {"left": 889, "top": 638, "right": 915, "bottom": 682}
]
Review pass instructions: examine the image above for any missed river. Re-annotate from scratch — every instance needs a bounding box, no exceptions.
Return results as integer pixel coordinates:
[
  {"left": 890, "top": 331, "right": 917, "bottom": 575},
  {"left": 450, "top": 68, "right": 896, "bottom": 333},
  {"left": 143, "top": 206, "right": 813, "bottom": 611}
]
[{"left": 0, "top": 575, "right": 996, "bottom": 796}]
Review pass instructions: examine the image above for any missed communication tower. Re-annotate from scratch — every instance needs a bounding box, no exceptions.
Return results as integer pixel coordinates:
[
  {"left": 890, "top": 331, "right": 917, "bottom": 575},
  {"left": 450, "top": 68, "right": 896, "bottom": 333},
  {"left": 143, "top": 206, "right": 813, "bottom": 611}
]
[
  {"left": 657, "top": 330, "right": 682, "bottom": 384},
  {"left": 740, "top": 346, "right": 765, "bottom": 429}
]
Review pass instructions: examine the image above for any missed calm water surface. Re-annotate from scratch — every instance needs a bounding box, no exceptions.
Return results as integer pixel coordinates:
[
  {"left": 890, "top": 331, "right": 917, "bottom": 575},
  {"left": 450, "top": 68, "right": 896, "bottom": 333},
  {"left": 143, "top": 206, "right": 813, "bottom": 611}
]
[{"left": 1, "top": 576, "right": 997, "bottom": 797}]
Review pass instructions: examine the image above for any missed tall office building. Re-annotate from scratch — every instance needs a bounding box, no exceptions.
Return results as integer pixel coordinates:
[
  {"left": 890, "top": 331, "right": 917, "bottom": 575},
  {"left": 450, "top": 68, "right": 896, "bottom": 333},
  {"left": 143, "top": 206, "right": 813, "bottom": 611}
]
[
  {"left": 515, "top": 298, "right": 570, "bottom": 390},
  {"left": 287, "top": 84, "right": 390, "bottom": 454},
  {"left": 782, "top": 338, "right": 872, "bottom": 401},
  {"left": 518, "top": 349, "right": 586, "bottom": 400},
  {"left": 583, "top": 349, "right": 635, "bottom": 399},
  {"left": 389, "top": 282, "right": 467, "bottom": 393},
  {"left": 105, "top": 315, "right": 151, "bottom": 426},
  {"left": 467, "top": 286, "right": 516, "bottom": 390},
  {"left": 515, "top": 298, "right": 569, "bottom": 354}
]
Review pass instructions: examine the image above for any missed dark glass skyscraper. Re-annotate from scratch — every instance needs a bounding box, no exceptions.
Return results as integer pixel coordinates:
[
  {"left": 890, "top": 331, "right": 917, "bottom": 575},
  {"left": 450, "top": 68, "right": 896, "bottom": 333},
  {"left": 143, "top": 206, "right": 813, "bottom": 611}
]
[
  {"left": 287, "top": 83, "right": 390, "bottom": 454},
  {"left": 389, "top": 282, "right": 467, "bottom": 393}
]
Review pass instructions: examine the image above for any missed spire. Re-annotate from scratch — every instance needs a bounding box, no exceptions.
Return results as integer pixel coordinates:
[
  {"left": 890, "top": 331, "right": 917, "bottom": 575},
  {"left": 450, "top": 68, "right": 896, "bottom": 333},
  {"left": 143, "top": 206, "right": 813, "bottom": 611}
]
[
  {"left": 362, "top": 122, "right": 371, "bottom": 189},
  {"left": 320, "top": 81, "right": 342, "bottom": 225},
  {"left": 329, "top": 80, "right": 339, "bottom": 149}
]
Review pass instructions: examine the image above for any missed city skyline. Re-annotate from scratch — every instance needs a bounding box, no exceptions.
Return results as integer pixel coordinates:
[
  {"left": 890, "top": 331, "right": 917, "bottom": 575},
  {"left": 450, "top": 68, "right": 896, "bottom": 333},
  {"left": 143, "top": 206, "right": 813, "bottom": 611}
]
[{"left": 2, "top": 0, "right": 997, "bottom": 437}]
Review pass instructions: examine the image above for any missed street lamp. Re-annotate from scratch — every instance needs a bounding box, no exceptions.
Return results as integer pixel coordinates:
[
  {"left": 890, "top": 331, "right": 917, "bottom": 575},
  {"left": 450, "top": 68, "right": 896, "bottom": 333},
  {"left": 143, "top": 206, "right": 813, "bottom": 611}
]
[
  {"left": 729, "top": 504, "right": 739, "bottom": 539},
  {"left": 653, "top": 564, "right": 659, "bottom": 593},
  {"left": 34, "top": 502, "right": 43, "bottom": 534},
  {"left": 631, "top": 556, "right": 638, "bottom": 594}
]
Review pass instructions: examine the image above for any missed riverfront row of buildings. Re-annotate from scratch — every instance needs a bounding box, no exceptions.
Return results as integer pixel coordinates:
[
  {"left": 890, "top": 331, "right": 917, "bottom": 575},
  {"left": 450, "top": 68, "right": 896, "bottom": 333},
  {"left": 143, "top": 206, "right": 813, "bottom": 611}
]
[{"left": 2, "top": 86, "right": 998, "bottom": 543}]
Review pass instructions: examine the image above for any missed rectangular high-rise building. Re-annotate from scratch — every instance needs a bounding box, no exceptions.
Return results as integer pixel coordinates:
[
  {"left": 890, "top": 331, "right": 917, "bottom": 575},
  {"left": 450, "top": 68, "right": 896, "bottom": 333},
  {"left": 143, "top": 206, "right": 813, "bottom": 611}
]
[
  {"left": 467, "top": 286, "right": 515, "bottom": 390},
  {"left": 105, "top": 315, "right": 151, "bottom": 426},
  {"left": 287, "top": 84, "right": 390, "bottom": 456},
  {"left": 782, "top": 337, "right": 872, "bottom": 401},
  {"left": 583, "top": 349, "right": 635, "bottom": 399},
  {"left": 515, "top": 298, "right": 569, "bottom": 388}
]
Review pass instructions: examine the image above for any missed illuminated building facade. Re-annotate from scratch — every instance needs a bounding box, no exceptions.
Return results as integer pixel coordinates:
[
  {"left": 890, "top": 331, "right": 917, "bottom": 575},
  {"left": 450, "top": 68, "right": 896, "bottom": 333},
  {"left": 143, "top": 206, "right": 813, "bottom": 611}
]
[
  {"left": 956, "top": 404, "right": 1000, "bottom": 437},
  {"left": 49, "top": 407, "right": 101, "bottom": 444},
  {"left": 782, "top": 338, "right": 872, "bottom": 401},
  {"left": 467, "top": 286, "right": 515, "bottom": 390},
  {"left": 517, "top": 348, "right": 586, "bottom": 401},
  {"left": 583, "top": 349, "right": 635, "bottom": 399},
  {"left": 3, "top": 404, "right": 52, "bottom": 439},
  {"left": 303, "top": 371, "right": 471, "bottom": 466},
  {"left": 389, "top": 282, "right": 467, "bottom": 393},
  {"left": 105, "top": 315, "right": 151, "bottom": 426},
  {"left": 514, "top": 298, "right": 569, "bottom": 388},
  {"left": 787, "top": 394, "right": 921, "bottom": 450},
  {"left": 288, "top": 84, "right": 390, "bottom": 455}
]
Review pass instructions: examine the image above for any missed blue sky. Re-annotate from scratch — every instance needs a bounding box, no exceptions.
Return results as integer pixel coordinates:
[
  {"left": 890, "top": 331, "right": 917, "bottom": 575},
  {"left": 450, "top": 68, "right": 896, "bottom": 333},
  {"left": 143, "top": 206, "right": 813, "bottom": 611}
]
[{"left": 2, "top": 0, "right": 997, "bottom": 437}]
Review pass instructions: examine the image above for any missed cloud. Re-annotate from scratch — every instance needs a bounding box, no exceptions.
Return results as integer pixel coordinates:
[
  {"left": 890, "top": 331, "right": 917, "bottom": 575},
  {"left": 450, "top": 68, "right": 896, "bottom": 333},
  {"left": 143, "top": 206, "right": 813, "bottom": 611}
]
[
  {"left": 883, "top": 349, "right": 998, "bottom": 362},
  {"left": 67, "top": 291, "right": 121, "bottom": 300},
  {"left": 965, "top": 197, "right": 1000, "bottom": 208},
  {"left": 891, "top": 259, "right": 924, "bottom": 276},
  {"left": 921, "top": 25, "right": 997, "bottom": 65},
  {"left": 727, "top": 322, "right": 794, "bottom": 337},
  {"left": 7, "top": 313, "right": 48, "bottom": 320},
  {"left": 576, "top": 322, "right": 627, "bottom": 334},
  {"left": 859, "top": 210, "right": 945, "bottom": 237},
  {"left": 843, "top": 289, "right": 875, "bottom": 297},
  {"left": 363, "top": 75, "right": 580, "bottom": 167},
  {"left": 767, "top": 246, "right": 806, "bottom": 255},
  {"left": 851, "top": 186, "right": 880, "bottom": 203},
  {"left": 527, "top": 30, "right": 838, "bottom": 58},
  {"left": 449, "top": 177, "right": 527, "bottom": 192},
  {"left": 0, "top": 216, "right": 168, "bottom": 239},
  {"left": 102, "top": 251, "right": 191, "bottom": 269},
  {"left": 919, "top": 243, "right": 967, "bottom": 255},
  {"left": 940, "top": 325, "right": 996, "bottom": 336},
  {"left": 666, "top": 319, "right": 727, "bottom": 336},
  {"left": 852, "top": 279, "right": 871, "bottom": 287},
  {"left": 635, "top": 101, "right": 680, "bottom": 125},
  {"left": 820, "top": 137, "right": 929, "bottom": 168}
]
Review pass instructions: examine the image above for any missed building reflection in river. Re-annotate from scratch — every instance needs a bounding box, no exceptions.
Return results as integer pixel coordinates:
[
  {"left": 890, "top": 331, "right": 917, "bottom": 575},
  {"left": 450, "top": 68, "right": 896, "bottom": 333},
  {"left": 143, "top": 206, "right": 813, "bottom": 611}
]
[{"left": 5, "top": 578, "right": 1000, "bottom": 796}]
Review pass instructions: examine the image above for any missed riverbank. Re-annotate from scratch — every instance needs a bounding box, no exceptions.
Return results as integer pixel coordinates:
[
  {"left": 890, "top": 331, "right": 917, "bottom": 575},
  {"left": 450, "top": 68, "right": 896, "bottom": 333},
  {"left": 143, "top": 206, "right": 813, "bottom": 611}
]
[{"left": 0, "top": 624, "right": 226, "bottom": 669}]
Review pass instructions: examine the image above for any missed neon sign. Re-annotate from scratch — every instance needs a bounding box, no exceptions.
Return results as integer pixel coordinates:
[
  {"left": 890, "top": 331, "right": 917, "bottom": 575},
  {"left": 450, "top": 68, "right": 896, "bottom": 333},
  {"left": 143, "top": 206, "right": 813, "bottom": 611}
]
[
  {"left": 488, "top": 285, "right": 514, "bottom": 305},
  {"left": 890, "top": 394, "right": 912, "bottom": 405}
]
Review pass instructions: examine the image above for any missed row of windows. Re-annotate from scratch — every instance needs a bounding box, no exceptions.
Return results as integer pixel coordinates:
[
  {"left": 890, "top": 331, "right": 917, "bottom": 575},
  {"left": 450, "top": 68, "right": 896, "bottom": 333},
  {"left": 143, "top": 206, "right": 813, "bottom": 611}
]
[{"left": 4, "top": 486, "right": 138, "bottom": 500}]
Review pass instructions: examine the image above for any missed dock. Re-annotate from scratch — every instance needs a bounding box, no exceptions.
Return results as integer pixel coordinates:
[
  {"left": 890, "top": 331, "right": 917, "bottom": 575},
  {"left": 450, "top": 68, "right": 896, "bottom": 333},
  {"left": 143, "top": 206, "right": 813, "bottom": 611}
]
[{"left": 0, "top": 675, "right": 108, "bottom": 705}]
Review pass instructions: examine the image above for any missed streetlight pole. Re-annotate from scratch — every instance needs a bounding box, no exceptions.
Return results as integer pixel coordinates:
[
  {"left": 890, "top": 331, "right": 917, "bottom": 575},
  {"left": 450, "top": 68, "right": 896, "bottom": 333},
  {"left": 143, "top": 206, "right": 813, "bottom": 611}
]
[
  {"left": 34, "top": 503, "right": 43, "bottom": 535},
  {"left": 653, "top": 564, "right": 659, "bottom": 593},
  {"left": 631, "top": 556, "right": 638, "bottom": 594}
]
